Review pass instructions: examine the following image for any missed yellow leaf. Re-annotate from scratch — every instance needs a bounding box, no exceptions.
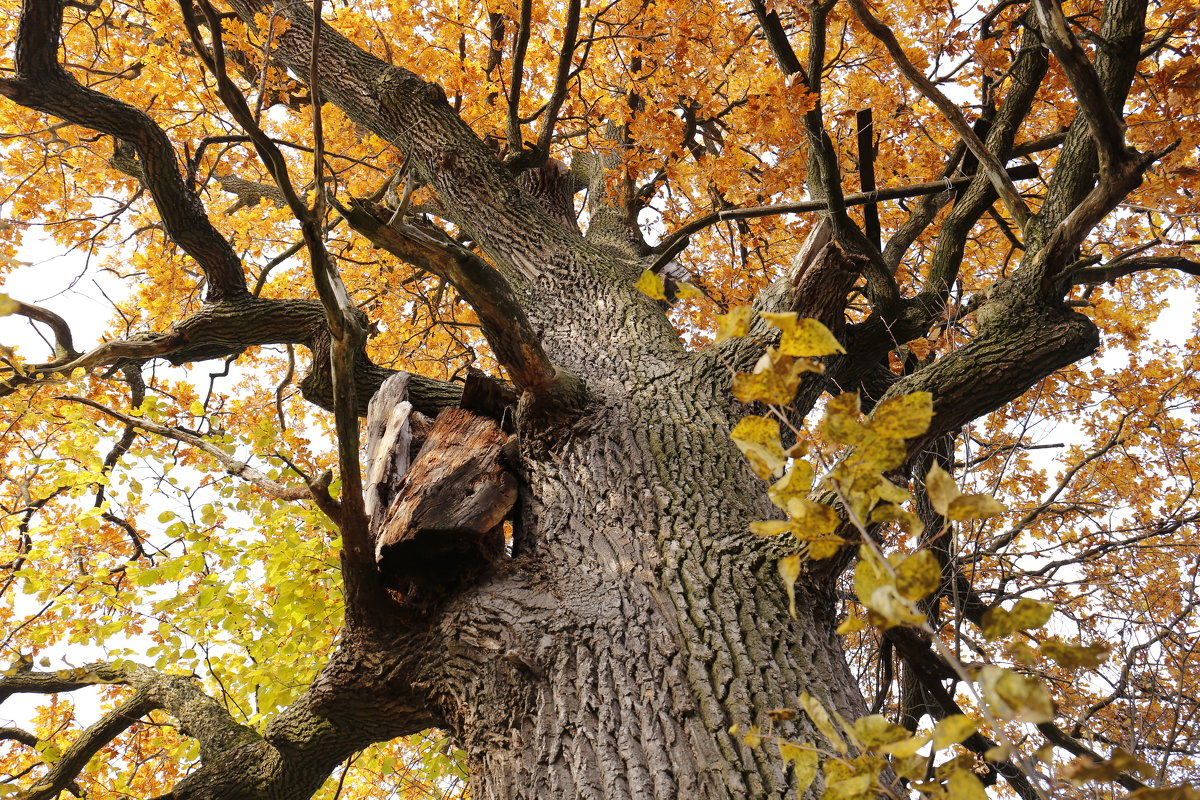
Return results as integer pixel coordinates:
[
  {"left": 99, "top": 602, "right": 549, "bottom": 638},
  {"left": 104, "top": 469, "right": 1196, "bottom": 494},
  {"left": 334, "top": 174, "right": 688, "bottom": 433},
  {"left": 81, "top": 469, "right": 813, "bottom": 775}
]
[
  {"left": 778, "top": 741, "right": 819, "bottom": 795},
  {"left": 729, "top": 415, "right": 786, "bottom": 478},
  {"left": 785, "top": 498, "right": 840, "bottom": 538},
  {"left": 878, "top": 732, "right": 930, "bottom": 758},
  {"left": 981, "top": 598, "right": 1054, "bottom": 640},
  {"left": 836, "top": 615, "right": 866, "bottom": 634},
  {"left": 799, "top": 692, "right": 846, "bottom": 754},
  {"left": 852, "top": 714, "right": 909, "bottom": 748},
  {"left": 777, "top": 317, "right": 846, "bottom": 357},
  {"left": 946, "top": 768, "right": 989, "bottom": 800},
  {"left": 978, "top": 665, "right": 1054, "bottom": 723},
  {"left": 675, "top": 281, "right": 703, "bottom": 299},
  {"left": 749, "top": 520, "right": 793, "bottom": 537},
  {"left": 807, "top": 537, "right": 845, "bottom": 560},
  {"left": 947, "top": 493, "right": 1007, "bottom": 521},
  {"left": 742, "top": 726, "right": 762, "bottom": 748},
  {"left": 895, "top": 549, "right": 940, "bottom": 602},
  {"left": 778, "top": 554, "right": 801, "bottom": 619},
  {"left": 1040, "top": 638, "right": 1110, "bottom": 669},
  {"left": 866, "top": 584, "right": 926, "bottom": 629},
  {"left": 824, "top": 754, "right": 884, "bottom": 800},
  {"left": 634, "top": 269, "right": 667, "bottom": 300},
  {"left": 893, "top": 753, "right": 928, "bottom": 780},
  {"left": 869, "top": 392, "right": 933, "bottom": 439},
  {"left": 731, "top": 352, "right": 818, "bottom": 405},
  {"left": 769, "top": 463, "right": 814, "bottom": 510},
  {"left": 820, "top": 393, "right": 868, "bottom": 445},
  {"left": 0, "top": 293, "right": 17, "bottom": 316},
  {"left": 923, "top": 462, "right": 959, "bottom": 517},
  {"left": 714, "top": 305, "right": 754, "bottom": 343},
  {"left": 931, "top": 714, "right": 977, "bottom": 750},
  {"left": 869, "top": 503, "right": 924, "bottom": 538}
]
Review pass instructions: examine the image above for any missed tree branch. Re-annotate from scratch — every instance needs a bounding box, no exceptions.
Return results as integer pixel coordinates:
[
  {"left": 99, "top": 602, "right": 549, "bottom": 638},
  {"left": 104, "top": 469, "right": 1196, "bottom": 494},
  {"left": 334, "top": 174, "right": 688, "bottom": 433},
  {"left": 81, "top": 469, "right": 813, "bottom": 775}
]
[
  {"left": 1, "top": 299, "right": 81, "bottom": 362},
  {"left": 0, "top": 296, "right": 463, "bottom": 418},
  {"left": 0, "top": 662, "right": 260, "bottom": 760},
  {"left": 649, "top": 165, "right": 1039, "bottom": 274},
  {"left": 58, "top": 395, "right": 342, "bottom": 521},
  {"left": 1032, "top": 0, "right": 1131, "bottom": 172},
  {"left": 0, "top": 0, "right": 248, "bottom": 301},
  {"left": 533, "top": 0, "right": 581, "bottom": 161},
  {"left": 849, "top": 0, "right": 1031, "bottom": 230},
  {"left": 23, "top": 690, "right": 158, "bottom": 800},
  {"left": 338, "top": 199, "right": 577, "bottom": 402},
  {"left": 1071, "top": 254, "right": 1200, "bottom": 285},
  {"left": 506, "top": 0, "right": 533, "bottom": 154}
]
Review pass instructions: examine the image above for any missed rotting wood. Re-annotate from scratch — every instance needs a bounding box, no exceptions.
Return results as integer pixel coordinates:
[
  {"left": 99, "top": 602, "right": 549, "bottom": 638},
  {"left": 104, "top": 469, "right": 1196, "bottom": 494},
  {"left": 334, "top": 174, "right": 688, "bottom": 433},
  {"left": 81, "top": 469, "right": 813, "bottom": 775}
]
[{"left": 374, "top": 407, "right": 517, "bottom": 599}]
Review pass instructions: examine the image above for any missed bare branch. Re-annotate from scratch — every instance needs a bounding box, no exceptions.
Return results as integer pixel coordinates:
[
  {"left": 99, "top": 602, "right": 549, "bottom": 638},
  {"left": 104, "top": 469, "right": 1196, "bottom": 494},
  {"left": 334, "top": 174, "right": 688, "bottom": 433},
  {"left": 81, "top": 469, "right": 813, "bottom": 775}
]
[
  {"left": 650, "top": 165, "right": 1039, "bottom": 273},
  {"left": 1072, "top": 255, "right": 1200, "bottom": 285},
  {"left": 1, "top": 298, "right": 81, "bottom": 362},
  {"left": 58, "top": 395, "right": 342, "bottom": 520}
]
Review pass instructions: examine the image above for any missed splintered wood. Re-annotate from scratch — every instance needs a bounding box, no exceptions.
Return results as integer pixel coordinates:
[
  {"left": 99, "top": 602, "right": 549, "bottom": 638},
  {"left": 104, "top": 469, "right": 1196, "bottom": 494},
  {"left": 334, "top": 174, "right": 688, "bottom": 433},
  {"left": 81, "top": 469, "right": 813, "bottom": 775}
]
[{"left": 373, "top": 406, "right": 517, "bottom": 595}]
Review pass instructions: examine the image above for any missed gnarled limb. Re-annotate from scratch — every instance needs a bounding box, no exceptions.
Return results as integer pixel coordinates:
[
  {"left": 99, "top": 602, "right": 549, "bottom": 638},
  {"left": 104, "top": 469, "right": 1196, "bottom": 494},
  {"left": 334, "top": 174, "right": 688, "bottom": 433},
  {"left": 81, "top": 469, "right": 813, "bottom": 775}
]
[
  {"left": 226, "top": 0, "right": 588, "bottom": 286},
  {"left": 0, "top": 0, "right": 248, "bottom": 302},
  {"left": 339, "top": 199, "right": 584, "bottom": 407},
  {"left": 0, "top": 295, "right": 464, "bottom": 418},
  {"left": 0, "top": 653, "right": 437, "bottom": 800}
]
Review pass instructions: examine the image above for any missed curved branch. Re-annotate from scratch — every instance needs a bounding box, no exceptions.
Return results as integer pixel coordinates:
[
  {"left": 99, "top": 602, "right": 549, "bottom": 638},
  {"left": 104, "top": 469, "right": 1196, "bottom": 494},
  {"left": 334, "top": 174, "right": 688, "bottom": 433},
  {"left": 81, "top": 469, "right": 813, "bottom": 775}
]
[
  {"left": 0, "top": 296, "right": 465, "bottom": 418},
  {"left": 1, "top": 299, "right": 80, "bottom": 362},
  {"left": 339, "top": 199, "right": 576, "bottom": 400},
  {"left": 0, "top": 0, "right": 248, "bottom": 301},
  {"left": 1072, "top": 255, "right": 1200, "bottom": 285},
  {"left": 59, "top": 395, "right": 342, "bottom": 520},
  {"left": 24, "top": 691, "right": 158, "bottom": 800}
]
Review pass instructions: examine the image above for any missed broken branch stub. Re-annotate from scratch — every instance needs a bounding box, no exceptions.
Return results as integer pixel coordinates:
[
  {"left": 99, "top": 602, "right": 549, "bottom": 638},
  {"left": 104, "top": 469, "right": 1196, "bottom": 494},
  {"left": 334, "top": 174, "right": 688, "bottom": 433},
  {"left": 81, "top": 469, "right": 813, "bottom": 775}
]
[{"left": 374, "top": 407, "right": 518, "bottom": 600}]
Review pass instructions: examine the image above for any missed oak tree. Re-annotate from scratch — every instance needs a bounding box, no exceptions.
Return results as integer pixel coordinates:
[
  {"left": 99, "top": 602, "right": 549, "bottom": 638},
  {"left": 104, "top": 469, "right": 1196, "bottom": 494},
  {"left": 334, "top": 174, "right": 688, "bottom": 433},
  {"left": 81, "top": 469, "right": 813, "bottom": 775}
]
[{"left": 0, "top": 0, "right": 1197, "bottom": 797}]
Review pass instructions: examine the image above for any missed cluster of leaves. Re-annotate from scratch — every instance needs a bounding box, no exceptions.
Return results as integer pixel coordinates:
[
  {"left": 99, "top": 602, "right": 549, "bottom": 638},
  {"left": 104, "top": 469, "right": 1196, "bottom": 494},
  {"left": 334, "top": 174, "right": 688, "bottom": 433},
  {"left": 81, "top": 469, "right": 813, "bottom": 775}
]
[{"left": 722, "top": 313, "right": 1200, "bottom": 799}]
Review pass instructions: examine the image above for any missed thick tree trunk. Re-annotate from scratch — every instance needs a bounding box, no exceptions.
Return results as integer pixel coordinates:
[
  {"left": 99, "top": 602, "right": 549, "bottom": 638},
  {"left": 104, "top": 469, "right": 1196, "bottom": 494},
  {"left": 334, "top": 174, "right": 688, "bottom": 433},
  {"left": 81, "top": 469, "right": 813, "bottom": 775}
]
[{"left": 418, "top": 381, "right": 867, "bottom": 799}]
